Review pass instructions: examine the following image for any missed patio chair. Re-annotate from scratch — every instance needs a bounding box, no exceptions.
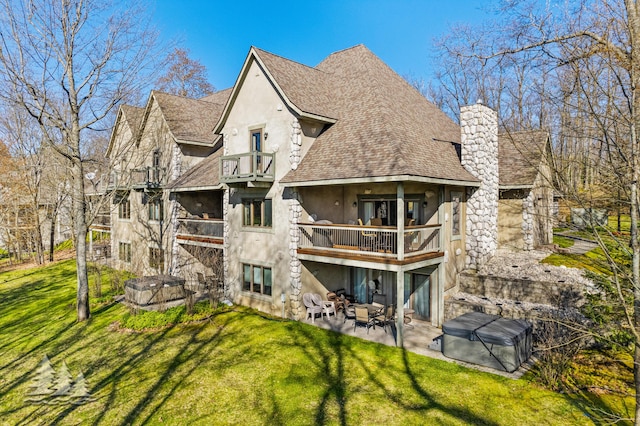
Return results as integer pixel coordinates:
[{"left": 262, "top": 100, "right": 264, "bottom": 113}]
[
  {"left": 358, "top": 218, "right": 377, "bottom": 251},
  {"left": 311, "top": 293, "right": 336, "bottom": 320},
  {"left": 343, "top": 302, "right": 356, "bottom": 324},
  {"left": 303, "top": 293, "right": 323, "bottom": 323},
  {"left": 327, "top": 292, "right": 344, "bottom": 312},
  {"left": 354, "top": 306, "right": 375, "bottom": 333},
  {"left": 374, "top": 305, "right": 394, "bottom": 334}
]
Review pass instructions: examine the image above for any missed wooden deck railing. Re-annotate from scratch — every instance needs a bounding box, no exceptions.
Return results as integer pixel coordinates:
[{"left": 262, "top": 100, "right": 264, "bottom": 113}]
[
  {"left": 298, "top": 223, "right": 441, "bottom": 258},
  {"left": 176, "top": 218, "right": 224, "bottom": 245}
]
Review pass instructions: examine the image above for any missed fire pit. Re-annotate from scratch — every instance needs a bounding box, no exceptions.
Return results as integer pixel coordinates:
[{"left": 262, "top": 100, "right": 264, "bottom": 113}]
[{"left": 124, "top": 275, "right": 186, "bottom": 307}]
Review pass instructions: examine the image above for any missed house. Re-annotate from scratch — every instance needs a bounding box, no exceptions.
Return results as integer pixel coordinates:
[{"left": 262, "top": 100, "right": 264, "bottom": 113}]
[
  {"left": 101, "top": 44, "right": 553, "bottom": 346},
  {"left": 497, "top": 130, "right": 554, "bottom": 251}
]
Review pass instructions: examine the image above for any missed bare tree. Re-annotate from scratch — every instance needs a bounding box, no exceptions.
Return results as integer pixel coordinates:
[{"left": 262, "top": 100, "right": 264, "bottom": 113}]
[
  {"left": 0, "top": 0, "right": 161, "bottom": 321},
  {"left": 431, "top": 0, "right": 640, "bottom": 421},
  {"left": 155, "top": 48, "right": 215, "bottom": 98}
]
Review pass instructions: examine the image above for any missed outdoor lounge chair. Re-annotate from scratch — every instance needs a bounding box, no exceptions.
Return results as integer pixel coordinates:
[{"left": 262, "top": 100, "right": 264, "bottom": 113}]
[
  {"left": 311, "top": 293, "right": 336, "bottom": 320},
  {"left": 303, "top": 293, "right": 323, "bottom": 323}
]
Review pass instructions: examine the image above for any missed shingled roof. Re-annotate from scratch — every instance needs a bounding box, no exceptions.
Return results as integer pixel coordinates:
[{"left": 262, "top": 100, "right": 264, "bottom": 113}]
[
  {"left": 149, "top": 89, "right": 231, "bottom": 145},
  {"left": 498, "top": 130, "right": 549, "bottom": 188},
  {"left": 106, "top": 104, "right": 144, "bottom": 157},
  {"left": 168, "top": 148, "right": 223, "bottom": 191},
  {"left": 254, "top": 45, "right": 479, "bottom": 185}
]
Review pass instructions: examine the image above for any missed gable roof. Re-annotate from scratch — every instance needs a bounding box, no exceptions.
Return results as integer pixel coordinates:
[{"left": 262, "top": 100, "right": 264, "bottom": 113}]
[
  {"left": 168, "top": 149, "right": 223, "bottom": 192},
  {"left": 257, "top": 45, "right": 479, "bottom": 186},
  {"left": 498, "top": 130, "right": 550, "bottom": 188},
  {"left": 106, "top": 104, "right": 144, "bottom": 157},
  {"left": 141, "top": 89, "right": 231, "bottom": 146}
]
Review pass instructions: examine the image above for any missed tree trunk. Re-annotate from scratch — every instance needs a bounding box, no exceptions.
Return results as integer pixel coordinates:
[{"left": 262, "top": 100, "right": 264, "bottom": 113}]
[{"left": 71, "top": 151, "right": 90, "bottom": 321}]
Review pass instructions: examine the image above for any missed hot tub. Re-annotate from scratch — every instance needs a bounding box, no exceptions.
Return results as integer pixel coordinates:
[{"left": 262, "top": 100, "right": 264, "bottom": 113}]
[
  {"left": 124, "top": 275, "right": 186, "bottom": 307},
  {"left": 442, "top": 311, "right": 532, "bottom": 373}
]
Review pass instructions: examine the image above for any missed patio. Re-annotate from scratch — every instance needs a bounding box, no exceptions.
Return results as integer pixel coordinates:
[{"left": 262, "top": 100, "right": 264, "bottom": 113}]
[{"left": 308, "top": 310, "right": 530, "bottom": 379}]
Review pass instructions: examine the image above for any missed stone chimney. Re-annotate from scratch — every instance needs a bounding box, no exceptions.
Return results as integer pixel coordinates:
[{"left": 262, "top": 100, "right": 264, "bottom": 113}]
[{"left": 460, "top": 102, "right": 499, "bottom": 269}]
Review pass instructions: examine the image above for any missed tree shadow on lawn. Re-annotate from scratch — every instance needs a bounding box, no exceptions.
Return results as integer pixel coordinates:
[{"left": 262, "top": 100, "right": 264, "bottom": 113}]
[
  {"left": 47, "top": 308, "right": 263, "bottom": 425},
  {"left": 284, "top": 322, "right": 499, "bottom": 425}
]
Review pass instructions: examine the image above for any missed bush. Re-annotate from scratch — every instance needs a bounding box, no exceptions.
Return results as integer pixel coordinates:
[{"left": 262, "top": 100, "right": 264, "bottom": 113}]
[{"left": 119, "top": 301, "right": 218, "bottom": 331}]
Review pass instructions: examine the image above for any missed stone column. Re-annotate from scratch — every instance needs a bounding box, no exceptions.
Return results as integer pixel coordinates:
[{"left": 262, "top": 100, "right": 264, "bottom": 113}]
[{"left": 460, "top": 102, "right": 499, "bottom": 269}]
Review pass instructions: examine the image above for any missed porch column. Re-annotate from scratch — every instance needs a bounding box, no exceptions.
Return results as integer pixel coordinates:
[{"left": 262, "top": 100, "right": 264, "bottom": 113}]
[{"left": 396, "top": 182, "right": 405, "bottom": 347}]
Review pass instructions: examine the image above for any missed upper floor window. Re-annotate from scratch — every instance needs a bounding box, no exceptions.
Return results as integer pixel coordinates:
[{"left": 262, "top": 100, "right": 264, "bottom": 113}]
[
  {"left": 152, "top": 150, "right": 161, "bottom": 183},
  {"left": 148, "top": 198, "right": 163, "bottom": 221},
  {"left": 243, "top": 198, "right": 272, "bottom": 228},
  {"left": 118, "top": 197, "right": 131, "bottom": 220}
]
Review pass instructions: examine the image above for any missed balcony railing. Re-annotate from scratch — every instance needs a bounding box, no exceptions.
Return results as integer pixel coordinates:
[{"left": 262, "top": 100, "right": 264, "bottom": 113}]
[
  {"left": 176, "top": 217, "right": 224, "bottom": 246},
  {"left": 220, "top": 151, "right": 275, "bottom": 184},
  {"left": 102, "top": 166, "right": 166, "bottom": 192},
  {"left": 131, "top": 166, "right": 165, "bottom": 190},
  {"left": 89, "top": 213, "right": 111, "bottom": 231},
  {"left": 297, "top": 223, "right": 441, "bottom": 259}
]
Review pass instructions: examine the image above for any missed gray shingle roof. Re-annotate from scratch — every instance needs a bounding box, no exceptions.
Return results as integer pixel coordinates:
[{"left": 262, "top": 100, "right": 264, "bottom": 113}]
[
  {"left": 263, "top": 45, "right": 478, "bottom": 185},
  {"left": 152, "top": 89, "right": 231, "bottom": 144},
  {"left": 168, "top": 149, "right": 222, "bottom": 191},
  {"left": 498, "top": 130, "right": 549, "bottom": 187}
]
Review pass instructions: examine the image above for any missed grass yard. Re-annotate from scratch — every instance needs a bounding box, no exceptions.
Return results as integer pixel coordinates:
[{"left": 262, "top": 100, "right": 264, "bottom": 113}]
[{"left": 0, "top": 260, "right": 633, "bottom": 425}]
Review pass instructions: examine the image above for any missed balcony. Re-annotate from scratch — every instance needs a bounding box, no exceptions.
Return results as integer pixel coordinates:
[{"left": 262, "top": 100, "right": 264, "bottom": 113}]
[
  {"left": 176, "top": 217, "right": 224, "bottom": 247},
  {"left": 89, "top": 213, "right": 111, "bottom": 232},
  {"left": 297, "top": 223, "right": 442, "bottom": 263},
  {"left": 131, "top": 166, "right": 166, "bottom": 190},
  {"left": 220, "top": 151, "right": 275, "bottom": 185}
]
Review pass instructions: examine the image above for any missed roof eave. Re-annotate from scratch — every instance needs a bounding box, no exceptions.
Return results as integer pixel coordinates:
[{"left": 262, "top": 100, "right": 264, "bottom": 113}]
[
  {"left": 281, "top": 174, "right": 480, "bottom": 188},
  {"left": 170, "top": 184, "right": 224, "bottom": 193}
]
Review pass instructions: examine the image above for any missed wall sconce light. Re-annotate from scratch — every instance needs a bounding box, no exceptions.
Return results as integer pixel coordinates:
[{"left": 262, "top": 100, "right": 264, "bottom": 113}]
[
  {"left": 422, "top": 201, "right": 428, "bottom": 208},
  {"left": 334, "top": 200, "right": 340, "bottom": 206},
  {"left": 264, "top": 132, "right": 269, "bottom": 140},
  {"left": 352, "top": 201, "right": 357, "bottom": 208}
]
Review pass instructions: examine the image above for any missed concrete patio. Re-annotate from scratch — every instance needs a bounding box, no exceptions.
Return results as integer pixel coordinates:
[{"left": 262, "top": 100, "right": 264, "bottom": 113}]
[{"left": 307, "top": 310, "right": 531, "bottom": 379}]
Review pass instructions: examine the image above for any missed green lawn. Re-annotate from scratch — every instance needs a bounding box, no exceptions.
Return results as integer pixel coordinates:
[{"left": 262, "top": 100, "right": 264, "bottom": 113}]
[{"left": 0, "top": 260, "right": 632, "bottom": 425}]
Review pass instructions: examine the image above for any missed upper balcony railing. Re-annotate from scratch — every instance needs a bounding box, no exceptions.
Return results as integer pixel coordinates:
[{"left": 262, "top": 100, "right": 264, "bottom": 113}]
[
  {"left": 89, "top": 213, "right": 111, "bottom": 231},
  {"left": 102, "top": 167, "right": 166, "bottom": 192},
  {"left": 220, "top": 151, "right": 275, "bottom": 184},
  {"left": 176, "top": 217, "right": 224, "bottom": 246},
  {"left": 297, "top": 223, "right": 441, "bottom": 259}
]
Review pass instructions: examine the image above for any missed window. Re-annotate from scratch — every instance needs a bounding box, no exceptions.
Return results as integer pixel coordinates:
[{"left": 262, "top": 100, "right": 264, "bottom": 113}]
[
  {"left": 250, "top": 128, "right": 263, "bottom": 171},
  {"left": 152, "top": 150, "right": 161, "bottom": 183},
  {"left": 118, "top": 242, "right": 131, "bottom": 263},
  {"left": 242, "top": 263, "right": 272, "bottom": 296},
  {"left": 118, "top": 197, "right": 130, "bottom": 220},
  {"left": 149, "top": 247, "right": 164, "bottom": 270},
  {"left": 243, "top": 198, "right": 272, "bottom": 227},
  {"left": 148, "top": 198, "right": 163, "bottom": 221},
  {"left": 451, "top": 191, "right": 462, "bottom": 239}
]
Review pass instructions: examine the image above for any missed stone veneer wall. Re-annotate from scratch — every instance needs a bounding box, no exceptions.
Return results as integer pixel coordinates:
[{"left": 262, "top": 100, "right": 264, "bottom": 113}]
[
  {"left": 461, "top": 103, "right": 499, "bottom": 269},
  {"left": 288, "top": 118, "right": 303, "bottom": 319},
  {"left": 522, "top": 191, "right": 535, "bottom": 251}
]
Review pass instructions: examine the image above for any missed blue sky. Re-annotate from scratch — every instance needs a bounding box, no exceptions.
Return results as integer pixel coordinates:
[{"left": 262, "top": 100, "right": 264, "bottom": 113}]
[{"left": 152, "top": 0, "right": 493, "bottom": 91}]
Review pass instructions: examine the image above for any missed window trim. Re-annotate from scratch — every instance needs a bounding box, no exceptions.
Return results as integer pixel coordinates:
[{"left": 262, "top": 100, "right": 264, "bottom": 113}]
[
  {"left": 149, "top": 247, "right": 164, "bottom": 270},
  {"left": 118, "top": 197, "right": 131, "bottom": 220},
  {"left": 241, "top": 263, "right": 273, "bottom": 297},
  {"left": 148, "top": 197, "right": 163, "bottom": 222},
  {"left": 242, "top": 198, "right": 272, "bottom": 228},
  {"left": 118, "top": 241, "right": 132, "bottom": 263}
]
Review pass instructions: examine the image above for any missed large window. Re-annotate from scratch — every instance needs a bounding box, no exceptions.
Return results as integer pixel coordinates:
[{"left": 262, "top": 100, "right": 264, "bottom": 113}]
[
  {"left": 118, "top": 242, "right": 131, "bottom": 263},
  {"left": 118, "top": 197, "right": 131, "bottom": 220},
  {"left": 148, "top": 198, "right": 163, "bottom": 221},
  {"left": 242, "top": 263, "right": 272, "bottom": 296},
  {"left": 149, "top": 247, "right": 164, "bottom": 270},
  {"left": 243, "top": 198, "right": 272, "bottom": 227}
]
